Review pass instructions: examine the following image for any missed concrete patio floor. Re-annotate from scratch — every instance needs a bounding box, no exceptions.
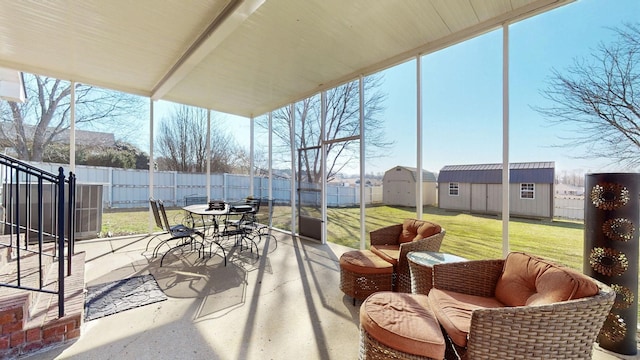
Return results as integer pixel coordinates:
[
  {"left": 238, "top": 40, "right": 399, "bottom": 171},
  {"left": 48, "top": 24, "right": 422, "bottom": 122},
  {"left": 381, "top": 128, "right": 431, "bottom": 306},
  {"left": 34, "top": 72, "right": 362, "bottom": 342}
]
[
  {"left": 18, "top": 231, "right": 639, "bottom": 360},
  {"left": 21, "top": 231, "right": 360, "bottom": 360}
]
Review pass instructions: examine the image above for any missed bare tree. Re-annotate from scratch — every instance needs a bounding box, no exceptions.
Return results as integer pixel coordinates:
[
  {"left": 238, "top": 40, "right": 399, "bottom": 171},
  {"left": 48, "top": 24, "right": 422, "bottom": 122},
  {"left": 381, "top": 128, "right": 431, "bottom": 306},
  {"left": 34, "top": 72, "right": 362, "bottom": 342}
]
[
  {"left": 155, "top": 105, "right": 248, "bottom": 173},
  {"left": 156, "top": 106, "right": 199, "bottom": 172},
  {"left": 252, "top": 147, "right": 269, "bottom": 176},
  {"left": 536, "top": 23, "right": 640, "bottom": 169},
  {"left": 0, "top": 74, "right": 143, "bottom": 161},
  {"left": 264, "top": 74, "right": 391, "bottom": 183}
]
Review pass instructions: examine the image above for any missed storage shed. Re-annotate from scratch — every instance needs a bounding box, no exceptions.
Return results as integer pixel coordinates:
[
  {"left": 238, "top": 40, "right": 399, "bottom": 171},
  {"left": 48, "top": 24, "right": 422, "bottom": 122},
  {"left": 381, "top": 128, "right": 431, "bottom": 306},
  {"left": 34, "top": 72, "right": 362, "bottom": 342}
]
[
  {"left": 438, "top": 162, "right": 554, "bottom": 219},
  {"left": 383, "top": 166, "right": 437, "bottom": 207}
]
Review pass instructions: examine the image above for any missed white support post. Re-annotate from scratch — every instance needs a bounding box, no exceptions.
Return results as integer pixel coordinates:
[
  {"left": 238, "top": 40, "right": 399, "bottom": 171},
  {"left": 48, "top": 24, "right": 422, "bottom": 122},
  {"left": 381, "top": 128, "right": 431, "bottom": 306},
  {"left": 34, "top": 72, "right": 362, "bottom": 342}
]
[
  {"left": 206, "top": 110, "right": 211, "bottom": 201},
  {"left": 268, "top": 112, "right": 273, "bottom": 223},
  {"left": 249, "top": 115, "right": 255, "bottom": 197},
  {"left": 70, "top": 81, "right": 76, "bottom": 172},
  {"left": 359, "top": 76, "right": 366, "bottom": 250},
  {"left": 268, "top": 112, "right": 273, "bottom": 203},
  {"left": 502, "top": 24, "right": 510, "bottom": 257},
  {"left": 416, "top": 56, "right": 423, "bottom": 219},
  {"left": 149, "top": 99, "right": 155, "bottom": 234},
  {"left": 289, "top": 104, "right": 296, "bottom": 235},
  {"left": 321, "top": 92, "right": 328, "bottom": 245}
]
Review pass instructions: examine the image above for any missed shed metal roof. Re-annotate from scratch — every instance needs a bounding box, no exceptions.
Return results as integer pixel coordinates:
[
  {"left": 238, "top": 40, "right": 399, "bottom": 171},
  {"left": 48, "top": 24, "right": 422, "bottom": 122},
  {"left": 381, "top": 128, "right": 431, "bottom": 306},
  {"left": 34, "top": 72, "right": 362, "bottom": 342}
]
[
  {"left": 0, "top": 0, "right": 573, "bottom": 118},
  {"left": 438, "top": 161, "right": 555, "bottom": 184}
]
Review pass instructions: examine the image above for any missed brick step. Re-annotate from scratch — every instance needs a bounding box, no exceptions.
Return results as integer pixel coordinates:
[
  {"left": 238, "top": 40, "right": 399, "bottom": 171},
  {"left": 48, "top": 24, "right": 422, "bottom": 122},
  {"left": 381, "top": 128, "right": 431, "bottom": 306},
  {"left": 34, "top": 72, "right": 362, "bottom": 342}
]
[
  {"left": 0, "top": 243, "right": 56, "bottom": 314},
  {"left": 0, "top": 249, "right": 85, "bottom": 358}
]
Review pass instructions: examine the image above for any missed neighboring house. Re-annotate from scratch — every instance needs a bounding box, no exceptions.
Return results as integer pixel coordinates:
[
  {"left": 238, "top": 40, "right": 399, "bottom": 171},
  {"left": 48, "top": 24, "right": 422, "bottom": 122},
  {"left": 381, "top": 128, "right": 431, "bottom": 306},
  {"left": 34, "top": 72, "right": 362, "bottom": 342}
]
[
  {"left": 383, "top": 166, "right": 437, "bottom": 207},
  {"left": 438, "top": 161, "right": 554, "bottom": 219},
  {"left": 0, "top": 123, "right": 116, "bottom": 150}
]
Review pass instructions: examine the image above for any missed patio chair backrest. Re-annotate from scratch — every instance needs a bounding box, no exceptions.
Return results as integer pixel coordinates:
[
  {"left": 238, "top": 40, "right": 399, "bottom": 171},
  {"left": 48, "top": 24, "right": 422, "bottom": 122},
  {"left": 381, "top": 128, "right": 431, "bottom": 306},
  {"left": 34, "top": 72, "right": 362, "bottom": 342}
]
[
  {"left": 247, "top": 198, "right": 260, "bottom": 213},
  {"left": 157, "top": 200, "right": 172, "bottom": 231},
  {"left": 149, "top": 198, "right": 165, "bottom": 231}
]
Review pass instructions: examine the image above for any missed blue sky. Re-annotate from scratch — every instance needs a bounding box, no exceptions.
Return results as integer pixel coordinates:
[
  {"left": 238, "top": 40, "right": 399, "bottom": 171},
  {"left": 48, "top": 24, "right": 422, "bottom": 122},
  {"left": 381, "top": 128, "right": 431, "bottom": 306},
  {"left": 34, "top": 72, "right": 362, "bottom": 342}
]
[{"left": 377, "top": 0, "right": 640, "bottom": 175}]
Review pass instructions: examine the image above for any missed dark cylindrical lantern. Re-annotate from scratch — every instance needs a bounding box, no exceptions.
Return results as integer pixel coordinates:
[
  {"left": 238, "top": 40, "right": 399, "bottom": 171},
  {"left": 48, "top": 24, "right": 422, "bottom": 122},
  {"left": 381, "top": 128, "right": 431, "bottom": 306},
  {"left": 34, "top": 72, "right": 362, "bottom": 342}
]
[{"left": 584, "top": 173, "right": 639, "bottom": 355}]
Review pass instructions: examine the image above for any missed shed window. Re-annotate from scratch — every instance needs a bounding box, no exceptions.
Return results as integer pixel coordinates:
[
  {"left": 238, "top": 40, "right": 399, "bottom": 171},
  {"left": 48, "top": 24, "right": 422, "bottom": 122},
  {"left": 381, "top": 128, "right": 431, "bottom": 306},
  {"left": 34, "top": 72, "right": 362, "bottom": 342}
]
[
  {"left": 521, "top": 183, "right": 535, "bottom": 199},
  {"left": 449, "top": 183, "right": 459, "bottom": 196}
]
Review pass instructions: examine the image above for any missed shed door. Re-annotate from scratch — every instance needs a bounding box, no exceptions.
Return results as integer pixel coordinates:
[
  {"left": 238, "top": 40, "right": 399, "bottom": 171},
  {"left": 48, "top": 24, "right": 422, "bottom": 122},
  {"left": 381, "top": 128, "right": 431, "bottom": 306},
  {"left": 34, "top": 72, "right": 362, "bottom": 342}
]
[
  {"left": 387, "top": 180, "right": 413, "bottom": 206},
  {"left": 471, "top": 184, "right": 487, "bottom": 212}
]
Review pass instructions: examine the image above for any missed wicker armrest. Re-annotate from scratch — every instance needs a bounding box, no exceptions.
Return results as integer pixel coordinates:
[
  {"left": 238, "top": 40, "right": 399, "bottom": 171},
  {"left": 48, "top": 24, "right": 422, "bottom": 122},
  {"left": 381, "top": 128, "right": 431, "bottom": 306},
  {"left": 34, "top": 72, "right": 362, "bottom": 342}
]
[
  {"left": 394, "top": 230, "right": 446, "bottom": 293},
  {"left": 466, "top": 282, "right": 615, "bottom": 359},
  {"left": 397, "top": 230, "right": 446, "bottom": 279},
  {"left": 398, "top": 230, "right": 446, "bottom": 259},
  {"left": 432, "top": 259, "right": 504, "bottom": 297},
  {"left": 369, "top": 223, "right": 403, "bottom": 246}
]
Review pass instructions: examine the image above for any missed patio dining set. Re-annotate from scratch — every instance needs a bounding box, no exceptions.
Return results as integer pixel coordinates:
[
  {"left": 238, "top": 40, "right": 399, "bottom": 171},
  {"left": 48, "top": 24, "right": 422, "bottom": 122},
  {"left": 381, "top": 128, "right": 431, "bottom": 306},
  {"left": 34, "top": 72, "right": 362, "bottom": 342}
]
[
  {"left": 341, "top": 218, "right": 616, "bottom": 360},
  {"left": 146, "top": 197, "right": 273, "bottom": 267}
]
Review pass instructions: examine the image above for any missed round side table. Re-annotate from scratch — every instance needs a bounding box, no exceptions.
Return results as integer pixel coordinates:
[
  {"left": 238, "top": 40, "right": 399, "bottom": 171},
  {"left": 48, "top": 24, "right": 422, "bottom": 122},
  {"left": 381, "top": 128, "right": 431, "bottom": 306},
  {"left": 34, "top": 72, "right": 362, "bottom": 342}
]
[{"left": 407, "top": 251, "right": 467, "bottom": 295}]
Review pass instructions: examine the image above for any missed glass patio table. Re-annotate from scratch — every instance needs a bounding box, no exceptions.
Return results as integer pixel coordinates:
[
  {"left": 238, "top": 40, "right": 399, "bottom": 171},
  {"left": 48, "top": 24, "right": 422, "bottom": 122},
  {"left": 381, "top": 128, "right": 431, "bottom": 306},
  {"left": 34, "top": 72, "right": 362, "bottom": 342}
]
[
  {"left": 183, "top": 202, "right": 259, "bottom": 258},
  {"left": 182, "top": 202, "right": 254, "bottom": 237},
  {"left": 183, "top": 203, "right": 230, "bottom": 235},
  {"left": 407, "top": 251, "right": 467, "bottom": 295}
]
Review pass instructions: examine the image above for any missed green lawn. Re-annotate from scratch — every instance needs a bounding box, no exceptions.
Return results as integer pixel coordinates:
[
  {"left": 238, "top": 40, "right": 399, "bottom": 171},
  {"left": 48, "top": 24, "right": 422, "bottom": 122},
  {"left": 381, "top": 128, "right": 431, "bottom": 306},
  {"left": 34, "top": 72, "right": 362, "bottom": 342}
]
[{"left": 101, "top": 204, "right": 585, "bottom": 271}]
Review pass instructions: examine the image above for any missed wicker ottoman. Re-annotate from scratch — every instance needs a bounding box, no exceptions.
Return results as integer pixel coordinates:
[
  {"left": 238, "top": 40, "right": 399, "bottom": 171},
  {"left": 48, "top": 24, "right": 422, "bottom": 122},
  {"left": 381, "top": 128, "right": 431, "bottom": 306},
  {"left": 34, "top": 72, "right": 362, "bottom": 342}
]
[
  {"left": 359, "top": 291, "right": 445, "bottom": 360},
  {"left": 340, "top": 250, "right": 393, "bottom": 305}
]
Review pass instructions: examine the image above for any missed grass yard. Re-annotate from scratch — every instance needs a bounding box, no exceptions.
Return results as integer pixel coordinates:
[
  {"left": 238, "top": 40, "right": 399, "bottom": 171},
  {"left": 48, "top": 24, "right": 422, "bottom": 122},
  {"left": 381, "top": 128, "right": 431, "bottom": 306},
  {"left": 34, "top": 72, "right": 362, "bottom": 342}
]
[{"left": 100, "top": 204, "right": 585, "bottom": 271}]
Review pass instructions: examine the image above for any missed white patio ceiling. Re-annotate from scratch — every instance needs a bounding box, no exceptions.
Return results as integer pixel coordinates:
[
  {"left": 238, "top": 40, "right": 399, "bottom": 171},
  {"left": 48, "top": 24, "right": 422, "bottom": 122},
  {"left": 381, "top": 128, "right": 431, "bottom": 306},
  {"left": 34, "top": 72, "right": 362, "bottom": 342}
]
[{"left": 0, "top": 0, "right": 572, "bottom": 118}]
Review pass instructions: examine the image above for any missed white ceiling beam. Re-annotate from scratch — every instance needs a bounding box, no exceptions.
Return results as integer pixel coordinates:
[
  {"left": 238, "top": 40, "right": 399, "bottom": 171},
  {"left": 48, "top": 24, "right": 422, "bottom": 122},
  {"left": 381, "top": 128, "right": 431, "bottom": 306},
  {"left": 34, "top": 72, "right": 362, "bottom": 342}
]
[{"left": 151, "top": 0, "right": 266, "bottom": 101}]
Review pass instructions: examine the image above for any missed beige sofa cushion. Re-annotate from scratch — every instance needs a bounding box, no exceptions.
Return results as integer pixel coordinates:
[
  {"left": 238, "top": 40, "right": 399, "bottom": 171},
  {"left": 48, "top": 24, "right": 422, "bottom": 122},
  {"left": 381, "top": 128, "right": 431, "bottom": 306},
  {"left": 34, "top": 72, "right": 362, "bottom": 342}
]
[
  {"left": 339, "top": 250, "right": 393, "bottom": 274},
  {"left": 370, "top": 219, "right": 442, "bottom": 265},
  {"left": 399, "top": 219, "right": 441, "bottom": 244},
  {"left": 361, "top": 292, "right": 445, "bottom": 359},
  {"left": 495, "top": 252, "right": 599, "bottom": 306},
  {"left": 428, "top": 289, "right": 505, "bottom": 347}
]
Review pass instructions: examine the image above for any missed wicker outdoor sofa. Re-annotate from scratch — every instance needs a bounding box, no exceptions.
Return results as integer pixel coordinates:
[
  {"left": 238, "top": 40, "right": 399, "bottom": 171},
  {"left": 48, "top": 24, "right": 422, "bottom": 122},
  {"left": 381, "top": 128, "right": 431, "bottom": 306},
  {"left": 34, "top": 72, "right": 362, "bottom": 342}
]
[
  {"left": 429, "top": 252, "right": 616, "bottom": 359},
  {"left": 358, "top": 251, "right": 615, "bottom": 360}
]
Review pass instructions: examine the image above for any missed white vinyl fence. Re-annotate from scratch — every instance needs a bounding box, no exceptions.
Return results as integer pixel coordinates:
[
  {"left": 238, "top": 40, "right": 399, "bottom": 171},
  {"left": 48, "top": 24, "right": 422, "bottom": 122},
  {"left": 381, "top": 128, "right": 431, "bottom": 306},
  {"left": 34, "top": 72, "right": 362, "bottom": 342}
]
[
  {"left": 554, "top": 197, "right": 585, "bottom": 221},
  {"left": 28, "top": 162, "right": 384, "bottom": 210},
  {"left": 27, "top": 162, "right": 584, "bottom": 220}
]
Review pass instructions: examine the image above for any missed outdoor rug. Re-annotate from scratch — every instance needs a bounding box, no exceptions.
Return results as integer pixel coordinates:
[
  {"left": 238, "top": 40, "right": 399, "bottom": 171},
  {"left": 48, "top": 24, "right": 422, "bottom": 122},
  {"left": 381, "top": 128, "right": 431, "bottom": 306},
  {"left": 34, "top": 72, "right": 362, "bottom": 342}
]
[{"left": 84, "top": 274, "right": 167, "bottom": 321}]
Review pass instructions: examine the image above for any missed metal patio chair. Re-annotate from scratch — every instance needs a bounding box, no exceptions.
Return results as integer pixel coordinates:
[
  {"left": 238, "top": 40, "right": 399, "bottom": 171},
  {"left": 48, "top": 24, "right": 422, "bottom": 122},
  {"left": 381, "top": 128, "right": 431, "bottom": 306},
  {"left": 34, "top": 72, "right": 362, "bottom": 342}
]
[{"left": 147, "top": 198, "right": 206, "bottom": 266}]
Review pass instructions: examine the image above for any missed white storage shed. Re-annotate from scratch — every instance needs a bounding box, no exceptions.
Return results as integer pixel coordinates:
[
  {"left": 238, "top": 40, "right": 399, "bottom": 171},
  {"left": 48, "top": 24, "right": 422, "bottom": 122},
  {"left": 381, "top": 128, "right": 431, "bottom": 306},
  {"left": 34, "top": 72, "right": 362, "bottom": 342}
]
[{"left": 383, "top": 166, "right": 438, "bottom": 207}]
